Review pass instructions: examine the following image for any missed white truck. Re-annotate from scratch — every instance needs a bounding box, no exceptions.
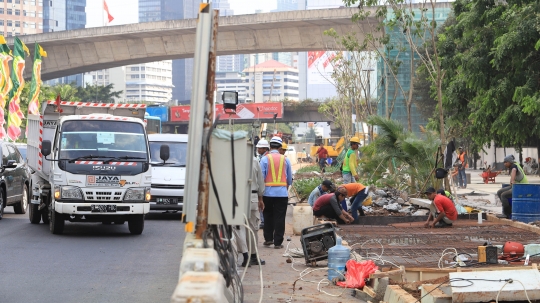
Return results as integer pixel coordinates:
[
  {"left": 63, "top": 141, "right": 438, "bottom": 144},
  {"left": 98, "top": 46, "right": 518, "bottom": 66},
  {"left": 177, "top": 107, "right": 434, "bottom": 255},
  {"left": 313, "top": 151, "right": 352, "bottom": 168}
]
[{"left": 27, "top": 101, "right": 167, "bottom": 235}]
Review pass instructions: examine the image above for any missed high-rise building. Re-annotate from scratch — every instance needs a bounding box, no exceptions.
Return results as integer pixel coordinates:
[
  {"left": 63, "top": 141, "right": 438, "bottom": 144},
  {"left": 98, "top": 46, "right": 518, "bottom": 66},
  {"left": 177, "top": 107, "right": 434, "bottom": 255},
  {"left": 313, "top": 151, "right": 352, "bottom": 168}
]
[
  {"left": 215, "top": 71, "right": 249, "bottom": 103},
  {"left": 66, "top": 0, "right": 86, "bottom": 30},
  {"left": 43, "top": 0, "right": 86, "bottom": 86},
  {"left": 214, "top": 0, "right": 243, "bottom": 73},
  {"left": 139, "top": 0, "right": 198, "bottom": 104},
  {"left": 377, "top": 5, "right": 451, "bottom": 133},
  {"left": 274, "top": 0, "right": 298, "bottom": 11},
  {"left": 243, "top": 60, "right": 299, "bottom": 102},
  {"left": 0, "top": 0, "right": 43, "bottom": 37}
]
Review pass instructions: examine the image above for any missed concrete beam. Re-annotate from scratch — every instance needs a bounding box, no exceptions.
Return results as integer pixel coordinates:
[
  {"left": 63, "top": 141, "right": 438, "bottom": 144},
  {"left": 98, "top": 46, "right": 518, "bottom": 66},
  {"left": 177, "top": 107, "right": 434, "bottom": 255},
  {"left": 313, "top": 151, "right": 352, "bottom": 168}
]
[{"left": 9, "top": 7, "right": 381, "bottom": 80}]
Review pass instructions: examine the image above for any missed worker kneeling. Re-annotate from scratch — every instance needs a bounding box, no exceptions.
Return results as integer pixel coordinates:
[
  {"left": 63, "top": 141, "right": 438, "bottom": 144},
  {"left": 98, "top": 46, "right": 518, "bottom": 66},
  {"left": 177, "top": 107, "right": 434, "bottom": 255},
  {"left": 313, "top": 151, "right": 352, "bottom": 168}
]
[
  {"left": 424, "top": 187, "right": 457, "bottom": 228},
  {"left": 313, "top": 187, "right": 354, "bottom": 225}
]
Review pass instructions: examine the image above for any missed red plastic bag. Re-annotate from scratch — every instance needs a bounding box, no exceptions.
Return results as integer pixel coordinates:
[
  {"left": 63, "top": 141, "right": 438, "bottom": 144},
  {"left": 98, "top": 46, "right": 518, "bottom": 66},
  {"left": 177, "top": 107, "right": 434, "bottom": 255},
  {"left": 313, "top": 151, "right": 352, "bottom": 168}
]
[{"left": 336, "top": 260, "right": 378, "bottom": 288}]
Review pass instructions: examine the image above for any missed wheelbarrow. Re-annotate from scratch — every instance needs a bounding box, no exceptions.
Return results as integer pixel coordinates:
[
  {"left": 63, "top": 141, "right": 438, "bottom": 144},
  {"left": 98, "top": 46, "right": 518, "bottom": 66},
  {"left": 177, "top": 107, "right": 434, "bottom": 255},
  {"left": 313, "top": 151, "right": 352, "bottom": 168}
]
[{"left": 480, "top": 171, "right": 501, "bottom": 184}]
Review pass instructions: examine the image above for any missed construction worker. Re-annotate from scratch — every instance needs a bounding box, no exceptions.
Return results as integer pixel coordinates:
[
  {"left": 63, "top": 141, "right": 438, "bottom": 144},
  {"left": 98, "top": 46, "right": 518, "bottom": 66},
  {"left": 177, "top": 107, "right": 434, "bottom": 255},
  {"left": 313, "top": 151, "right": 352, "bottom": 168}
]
[
  {"left": 316, "top": 143, "right": 328, "bottom": 173},
  {"left": 496, "top": 155, "right": 528, "bottom": 219},
  {"left": 256, "top": 138, "right": 270, "bottom": 228},
  {"left": 260, "top": 136, "right": 292, "bottom": 249},
  {"left": 256, "top": 139, "right": 270, "bottom": 161},
  {"left": 313, "top": 187, "right": 354, "bottom": 225},
  {"left": 307, "top": 179, "right": 335, "bottom": 207},
  {"left": 279, "top": 142, "right": 288, "bottom": 155},
  {"left": 424, "top": 187, "right": 457, "bottom": 228},
  {"left": 342, "top": 182, "right": 368, "bottom": 221},
  {"left": 242, "top": 156, "right": 266, "bottom": 266},
  {"left": 342, "top": 137, "right": 360, "bottom": 184},
  {"left": 457, "top": 147, "right": 468, "bottom": 189}
]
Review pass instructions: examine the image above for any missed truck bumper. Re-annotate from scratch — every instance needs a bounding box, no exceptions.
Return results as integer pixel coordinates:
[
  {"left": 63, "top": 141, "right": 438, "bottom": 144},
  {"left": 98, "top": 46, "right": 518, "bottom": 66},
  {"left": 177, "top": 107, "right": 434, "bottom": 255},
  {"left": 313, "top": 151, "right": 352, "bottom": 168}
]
[{"left": 54, "top": 201, "right": 150, "bottom": 215}]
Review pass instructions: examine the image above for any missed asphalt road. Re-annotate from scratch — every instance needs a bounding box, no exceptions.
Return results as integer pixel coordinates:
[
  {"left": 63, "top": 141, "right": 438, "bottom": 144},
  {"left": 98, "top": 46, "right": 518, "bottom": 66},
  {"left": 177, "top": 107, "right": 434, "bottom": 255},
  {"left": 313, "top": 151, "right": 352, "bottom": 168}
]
[{"left": 0, "top": 206, "right": 185, "bottom": 303}]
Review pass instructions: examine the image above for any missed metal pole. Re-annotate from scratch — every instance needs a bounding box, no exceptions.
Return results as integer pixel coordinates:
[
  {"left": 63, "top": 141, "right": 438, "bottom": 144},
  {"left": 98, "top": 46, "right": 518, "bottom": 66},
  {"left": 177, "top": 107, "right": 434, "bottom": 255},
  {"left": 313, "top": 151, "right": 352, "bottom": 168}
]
[
  {"left": 384, "top": 62, "right": 388, "bottom": 118},
  {"left": 182, "top": 4, "right": 218, "bottom": 238}
]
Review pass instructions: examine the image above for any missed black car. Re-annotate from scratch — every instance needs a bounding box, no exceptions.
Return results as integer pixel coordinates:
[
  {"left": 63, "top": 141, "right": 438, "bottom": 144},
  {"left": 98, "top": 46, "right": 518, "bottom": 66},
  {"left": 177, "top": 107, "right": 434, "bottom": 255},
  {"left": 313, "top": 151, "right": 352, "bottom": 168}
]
[{"left": 0, "top": 142, "right": 30, "bottom": 219}]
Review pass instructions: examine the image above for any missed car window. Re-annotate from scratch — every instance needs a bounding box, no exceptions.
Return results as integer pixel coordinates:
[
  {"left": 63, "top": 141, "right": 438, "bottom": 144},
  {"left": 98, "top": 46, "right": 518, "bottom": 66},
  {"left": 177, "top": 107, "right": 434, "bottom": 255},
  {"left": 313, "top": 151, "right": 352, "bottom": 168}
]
[
  {"left": 7, "top": 145, "right": 19, "bottom": 162},
  {"left": 11, "top": 146, "right": 23, "bottom": 163},
  {"left": 1, "top": 144, "right": 8, "bottom": 165}
]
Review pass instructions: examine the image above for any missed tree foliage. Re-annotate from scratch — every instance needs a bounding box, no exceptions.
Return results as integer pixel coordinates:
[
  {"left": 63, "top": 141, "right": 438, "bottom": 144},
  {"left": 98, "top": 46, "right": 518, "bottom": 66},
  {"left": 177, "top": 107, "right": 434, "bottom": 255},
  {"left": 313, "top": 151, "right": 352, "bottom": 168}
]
[
  {"left": 318, "top": 96, "right": 353, "bottom": 139},
  {"left": 360, "top": 115, "right": 440, "bottom": 191},
  {"left": 440, "top": 0, "right": 540, "bottom": 151}
]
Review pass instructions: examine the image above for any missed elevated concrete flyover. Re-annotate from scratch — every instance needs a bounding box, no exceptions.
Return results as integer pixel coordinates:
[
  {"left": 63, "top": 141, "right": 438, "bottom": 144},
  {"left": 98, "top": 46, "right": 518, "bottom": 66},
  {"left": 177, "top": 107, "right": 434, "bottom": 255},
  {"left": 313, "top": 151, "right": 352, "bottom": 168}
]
[{"left": 7, "top": 7, "right": 380, "bottom": 80}]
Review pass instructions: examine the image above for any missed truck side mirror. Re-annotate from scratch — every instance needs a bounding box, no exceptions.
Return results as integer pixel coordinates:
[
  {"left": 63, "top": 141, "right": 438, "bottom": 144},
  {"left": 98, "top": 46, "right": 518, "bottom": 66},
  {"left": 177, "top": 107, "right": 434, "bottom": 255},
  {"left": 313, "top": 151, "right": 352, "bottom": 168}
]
[
  {"left": 160, "top": 145, "right": 169, "bottom": 163},
  {"left": 42, "top": 140, "right": 52, "bottom": 157}
]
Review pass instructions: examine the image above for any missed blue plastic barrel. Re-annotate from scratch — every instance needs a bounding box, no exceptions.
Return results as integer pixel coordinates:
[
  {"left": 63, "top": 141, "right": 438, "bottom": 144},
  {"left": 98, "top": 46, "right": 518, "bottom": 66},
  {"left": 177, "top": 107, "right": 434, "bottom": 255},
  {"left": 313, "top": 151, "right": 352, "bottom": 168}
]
[
  {"left": 328, "top": 237, "right": 350, "bottom": 281},
  {"left": 512, "top": 184, "right": 540, "bottom": 223}
]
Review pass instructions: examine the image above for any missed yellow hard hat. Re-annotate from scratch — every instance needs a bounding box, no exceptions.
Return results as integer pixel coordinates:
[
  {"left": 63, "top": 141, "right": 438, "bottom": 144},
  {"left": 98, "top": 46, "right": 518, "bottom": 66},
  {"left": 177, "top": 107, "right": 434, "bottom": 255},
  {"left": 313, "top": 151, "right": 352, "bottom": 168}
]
[
  {"left": 281, "top": 143, "right": 288, "bottom": 149},
  {"left": 350, "top": 136, "right": 361, "bottom": 143}
]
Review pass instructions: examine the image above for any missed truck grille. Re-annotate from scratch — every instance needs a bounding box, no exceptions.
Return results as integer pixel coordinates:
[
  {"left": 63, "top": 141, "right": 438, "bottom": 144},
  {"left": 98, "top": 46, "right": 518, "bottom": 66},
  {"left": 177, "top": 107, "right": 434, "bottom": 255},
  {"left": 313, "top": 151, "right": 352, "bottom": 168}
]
[
  {"left": 151, "top": 184, "right": 184, "bottom": 189},
  {"left": 85, "top": 190, "right": 123, "bottom": 201}
]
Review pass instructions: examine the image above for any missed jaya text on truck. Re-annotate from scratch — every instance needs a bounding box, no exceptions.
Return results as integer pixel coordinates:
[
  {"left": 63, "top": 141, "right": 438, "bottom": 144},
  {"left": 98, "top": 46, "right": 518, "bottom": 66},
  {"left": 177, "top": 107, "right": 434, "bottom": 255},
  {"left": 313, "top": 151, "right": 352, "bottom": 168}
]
[{"left": 27, "top": 101, "right": 167, "bottom": 235}]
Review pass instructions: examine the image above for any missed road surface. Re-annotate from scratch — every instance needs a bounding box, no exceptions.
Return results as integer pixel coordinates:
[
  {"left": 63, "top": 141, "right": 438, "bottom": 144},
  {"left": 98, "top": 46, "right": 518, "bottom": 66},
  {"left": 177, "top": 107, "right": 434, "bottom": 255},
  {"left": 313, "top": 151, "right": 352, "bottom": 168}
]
[{"left": 0, "top": 206, "right": 185, "bottom": 303}]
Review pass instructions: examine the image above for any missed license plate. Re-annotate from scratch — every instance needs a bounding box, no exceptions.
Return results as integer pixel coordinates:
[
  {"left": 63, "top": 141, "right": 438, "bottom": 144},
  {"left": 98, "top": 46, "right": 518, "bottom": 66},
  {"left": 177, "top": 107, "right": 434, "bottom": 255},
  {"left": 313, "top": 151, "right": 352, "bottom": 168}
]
[
  {"left": 157, "top": 198, "right": 177, "bottom": 205},
  {"left": 90, "top": 205, "right": 117, "bottom": 213}
]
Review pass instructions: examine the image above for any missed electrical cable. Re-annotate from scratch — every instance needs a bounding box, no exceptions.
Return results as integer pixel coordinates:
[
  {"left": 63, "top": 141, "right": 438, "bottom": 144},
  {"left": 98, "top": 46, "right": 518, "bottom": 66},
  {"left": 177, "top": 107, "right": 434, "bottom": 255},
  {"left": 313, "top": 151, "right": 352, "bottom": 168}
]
[
  {"left": 204, "top": 119, "right": 244, "bottom": 302},
  {"left": 230, "top": 133, "right": 238, "bottom": 218},
  {"left": 242, "top": 214, "right": 264, "bottom": 303},
  {"left": 415, "top": 277, "right": 515, "bottom": 303},
  {"left": 496, "top": 279, "right": 532, "bottom": 303}
]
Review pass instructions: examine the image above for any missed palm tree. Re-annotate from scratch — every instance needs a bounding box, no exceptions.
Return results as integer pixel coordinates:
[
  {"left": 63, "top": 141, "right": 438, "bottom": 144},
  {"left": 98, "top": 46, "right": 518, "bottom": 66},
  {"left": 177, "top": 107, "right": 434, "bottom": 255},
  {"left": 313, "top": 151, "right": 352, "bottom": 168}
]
[{"left": 361, "top": 115, "right": 440, "bottom": 192}]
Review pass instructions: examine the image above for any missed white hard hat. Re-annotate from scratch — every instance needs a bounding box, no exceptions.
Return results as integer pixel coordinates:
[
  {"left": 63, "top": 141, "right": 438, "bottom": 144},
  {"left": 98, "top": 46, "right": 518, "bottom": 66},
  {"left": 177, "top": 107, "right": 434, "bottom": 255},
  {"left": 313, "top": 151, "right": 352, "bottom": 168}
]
[
  {"left": 270, "top": 136, "right": 283, "bottom": 146},
  {"left": 256, "top": 139, "right": 269, "bottom": 148}
]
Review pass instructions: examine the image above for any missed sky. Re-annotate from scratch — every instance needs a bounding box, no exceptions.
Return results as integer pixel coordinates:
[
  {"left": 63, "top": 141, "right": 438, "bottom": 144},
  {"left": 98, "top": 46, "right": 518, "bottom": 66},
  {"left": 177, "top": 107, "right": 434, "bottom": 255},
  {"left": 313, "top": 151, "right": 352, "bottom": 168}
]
[
  {"left": 228, "top": 0, "right": 277, "bottom": 14},
  {"left": 86, "top": 0, "right": 138, "bottom": 28},
  {"left": 85, "top": 0, "right": 276, "bottom": 28}
]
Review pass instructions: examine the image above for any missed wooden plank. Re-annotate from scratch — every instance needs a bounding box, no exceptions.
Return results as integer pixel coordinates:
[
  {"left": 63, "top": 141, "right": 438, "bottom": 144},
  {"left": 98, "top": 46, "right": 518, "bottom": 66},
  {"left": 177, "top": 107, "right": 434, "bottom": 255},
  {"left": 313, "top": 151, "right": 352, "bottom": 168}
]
[
  {"left": 370, "top": 267, "right": 404, "bottom": 279},
  {"left": 363, "top": 285, "right": 377, "bottom": 298},
  {"left": 486, "top": 213, "right": 540, "bottom": 235}
]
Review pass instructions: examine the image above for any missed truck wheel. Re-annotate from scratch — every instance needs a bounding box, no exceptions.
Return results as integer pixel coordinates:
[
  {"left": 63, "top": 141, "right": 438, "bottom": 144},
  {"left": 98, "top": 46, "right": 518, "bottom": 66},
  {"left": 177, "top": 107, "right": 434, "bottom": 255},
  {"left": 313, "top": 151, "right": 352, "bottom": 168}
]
[
  {"left": 41, "top": 209, "right": 50, "bottom": 224},
  {"left": 128, "top": 215, "right": 144, "bottom": 235},
  {"left": 14, "top": 184, "right": 28, "bottom": 214},
  {"left": 29, "top": 203, "right": 41, "bottom": 224},
  {"left": 50, "top": 210, "right": 64, "bottom": 235}
]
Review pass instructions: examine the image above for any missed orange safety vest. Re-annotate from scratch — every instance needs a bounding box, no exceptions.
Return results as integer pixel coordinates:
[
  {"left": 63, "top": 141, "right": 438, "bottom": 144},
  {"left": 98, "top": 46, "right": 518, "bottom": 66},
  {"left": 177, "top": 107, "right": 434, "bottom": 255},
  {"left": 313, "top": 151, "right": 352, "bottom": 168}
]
[{"left": 265, "top": 153, "right": 287, "bottom": 187}]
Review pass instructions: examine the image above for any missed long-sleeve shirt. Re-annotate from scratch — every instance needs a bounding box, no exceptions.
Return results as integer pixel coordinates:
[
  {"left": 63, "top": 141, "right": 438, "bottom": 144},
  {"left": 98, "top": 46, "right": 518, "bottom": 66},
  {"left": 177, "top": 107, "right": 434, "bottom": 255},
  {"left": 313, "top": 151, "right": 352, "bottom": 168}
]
[
  {"left": 347, "top": 150, "right": 358, "bottom": 177},
  {"left": 308, "top": 185, "right": 325, "bottom": 207},
  {"left": 251, "top": 157, "right": 265, "bottom": 201},
  {"left": 313, "top": 193, "right": 342, "bottom": 217},
  {"left": 260, "top": 150, "right": 292, "bottom": 197}
]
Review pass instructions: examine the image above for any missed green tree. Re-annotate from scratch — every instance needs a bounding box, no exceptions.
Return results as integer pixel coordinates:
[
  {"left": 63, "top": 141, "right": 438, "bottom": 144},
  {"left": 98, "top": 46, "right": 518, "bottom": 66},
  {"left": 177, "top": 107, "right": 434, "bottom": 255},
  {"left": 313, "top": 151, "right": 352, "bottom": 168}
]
[
  {"left": 361, "top": 115, "right": 440, "bottom": 192},
  {"left": 318, "top": 96, "right": 353, "bottom": 140},
  {"left": 440, "top": 0, "right": 540, "bottom": 157},
  {"left": 76, "top": 83, "right": 122, "bottom": 103}
]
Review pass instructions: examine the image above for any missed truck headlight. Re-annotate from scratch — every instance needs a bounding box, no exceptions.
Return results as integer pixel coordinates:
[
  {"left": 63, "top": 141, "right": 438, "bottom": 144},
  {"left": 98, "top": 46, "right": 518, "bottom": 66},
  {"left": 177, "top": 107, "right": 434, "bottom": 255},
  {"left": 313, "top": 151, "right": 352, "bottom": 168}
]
[
  {"left": 125, "top": 187, "right": 150, "bottom": 201},
  {"left": 56, "top": 186, "right": 83, "bottom": 200}
]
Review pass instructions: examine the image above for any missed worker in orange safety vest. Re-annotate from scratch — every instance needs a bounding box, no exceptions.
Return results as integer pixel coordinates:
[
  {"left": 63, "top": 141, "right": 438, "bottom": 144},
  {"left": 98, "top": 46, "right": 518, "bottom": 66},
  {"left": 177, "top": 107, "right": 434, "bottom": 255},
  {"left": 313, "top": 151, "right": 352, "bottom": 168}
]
[{"left": 260, "top": 136, "right": 292, "bottom": 249}]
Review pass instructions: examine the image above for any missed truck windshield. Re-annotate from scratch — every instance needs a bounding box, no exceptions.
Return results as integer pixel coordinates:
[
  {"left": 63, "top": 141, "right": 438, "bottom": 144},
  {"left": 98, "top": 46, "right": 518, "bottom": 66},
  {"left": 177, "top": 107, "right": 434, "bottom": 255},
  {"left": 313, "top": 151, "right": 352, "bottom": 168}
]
[
  {"left": 149, "top": 142, "right": 187, "bottom": 167},
  {"left": 59, "top": 120, "right": 148, "bottom": 160}
]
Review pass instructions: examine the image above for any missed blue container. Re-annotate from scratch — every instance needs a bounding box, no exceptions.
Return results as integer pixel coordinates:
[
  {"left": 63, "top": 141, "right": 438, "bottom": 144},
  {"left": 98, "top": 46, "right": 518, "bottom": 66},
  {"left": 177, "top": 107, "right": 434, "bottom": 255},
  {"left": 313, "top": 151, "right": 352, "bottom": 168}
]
[
  {"left": 327, "top": 237, "right": 350, "bottom": 281},
  {"left": 512, "top": 184, "right": 540, "bottom": 223}
]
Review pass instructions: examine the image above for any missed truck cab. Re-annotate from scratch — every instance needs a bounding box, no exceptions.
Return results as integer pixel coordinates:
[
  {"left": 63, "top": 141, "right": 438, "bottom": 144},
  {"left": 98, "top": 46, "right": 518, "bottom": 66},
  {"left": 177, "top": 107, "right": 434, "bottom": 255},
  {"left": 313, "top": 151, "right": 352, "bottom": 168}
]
[{"left": 27, "top": 101, "right": 166, "bottom": 235}]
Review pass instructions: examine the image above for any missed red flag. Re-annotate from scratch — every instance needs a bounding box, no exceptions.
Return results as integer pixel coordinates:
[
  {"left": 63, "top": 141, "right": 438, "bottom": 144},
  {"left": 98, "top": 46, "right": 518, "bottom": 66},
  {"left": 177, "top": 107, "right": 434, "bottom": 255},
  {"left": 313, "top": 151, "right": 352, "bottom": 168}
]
[{"left": 104, "top": 0, "right": 114, "bottom": 23}]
